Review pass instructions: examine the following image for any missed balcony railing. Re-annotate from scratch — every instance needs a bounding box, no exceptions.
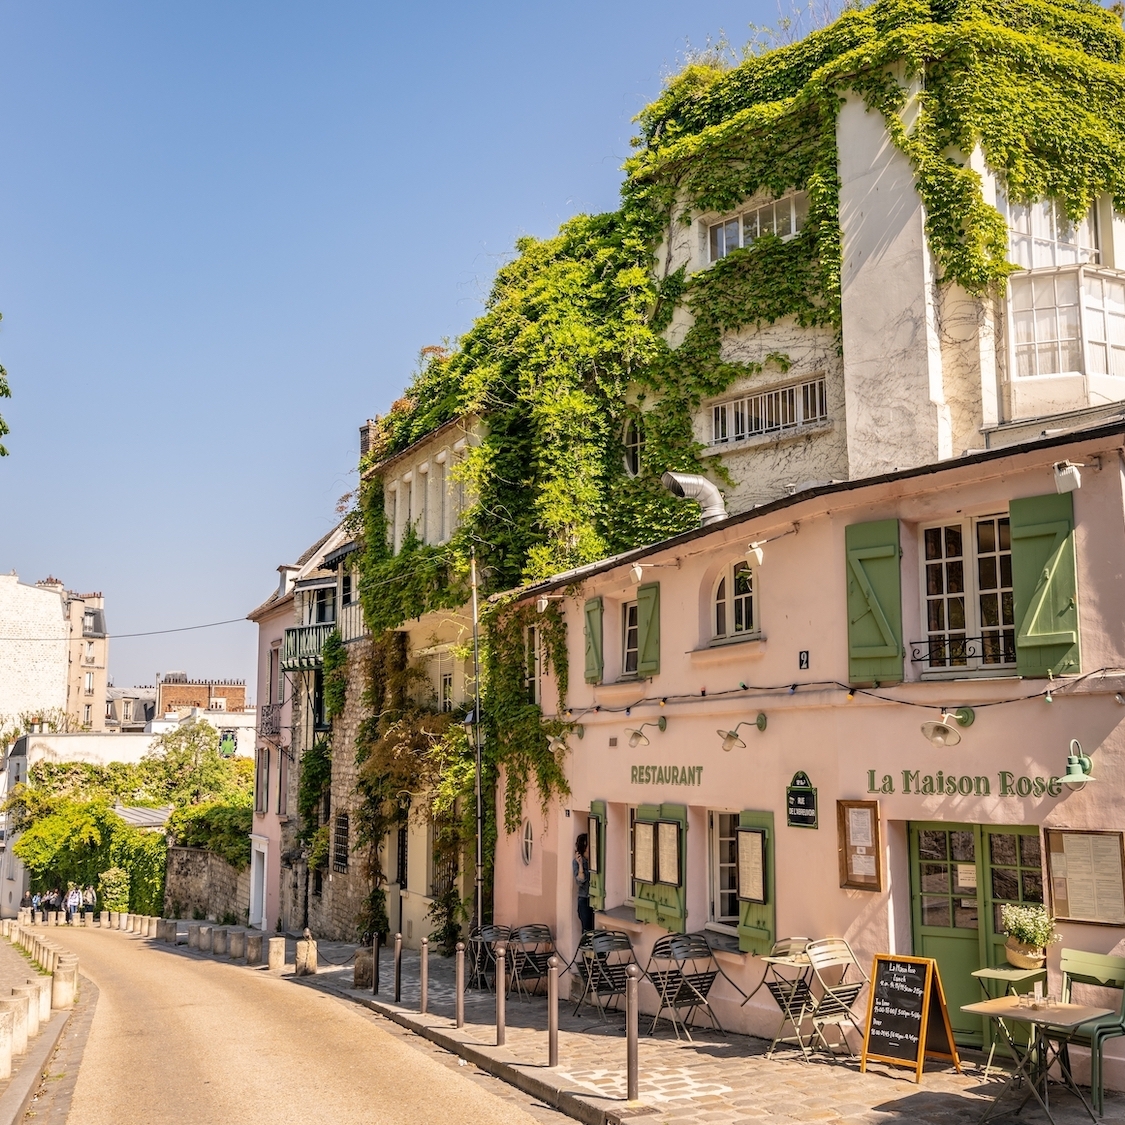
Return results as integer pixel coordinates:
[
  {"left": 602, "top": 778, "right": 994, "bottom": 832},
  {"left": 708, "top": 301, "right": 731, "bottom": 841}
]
[
  {"left": 281, "top": 624, "right": 336, "bottom": 671},
  {"left": 259, "top": 703, "right": 281, "bottom": 738},
  {"left": 338, "top": 601, "right": 368, "bottom": 643}
]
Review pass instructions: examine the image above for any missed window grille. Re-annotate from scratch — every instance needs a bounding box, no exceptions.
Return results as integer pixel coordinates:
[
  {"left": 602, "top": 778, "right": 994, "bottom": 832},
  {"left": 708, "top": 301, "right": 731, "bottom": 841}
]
[
  {"left": 710, "top": 377, "right": 827, "bottom": 446},
  {"left": 333, "top": 813, "right": 349, "bottom": 873}
]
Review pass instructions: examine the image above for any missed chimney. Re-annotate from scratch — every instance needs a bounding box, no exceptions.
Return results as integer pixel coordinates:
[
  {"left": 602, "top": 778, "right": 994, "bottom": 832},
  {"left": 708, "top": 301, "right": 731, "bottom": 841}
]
[{"left": 359, "top": 419, "right": 377, "bottom": 457}]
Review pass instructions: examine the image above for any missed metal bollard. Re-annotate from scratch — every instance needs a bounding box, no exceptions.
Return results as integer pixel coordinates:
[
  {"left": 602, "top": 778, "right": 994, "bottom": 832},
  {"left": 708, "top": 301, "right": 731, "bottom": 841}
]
[
  {"left": 371, "top": 931, "right": 380, "bottom": 996},
  {"left": 495, "top": 941, "right": 507, "bottom": 1047},
  {"left": 547, "top": 954, "right": 559, "bottom": 1067},
  {"left": 393, "top": 933, "right": 402, "bottom": 1004},
  {"left": 455, "top": 942, "right": 465, "bottom": 1028},
  {"left": 420, "top": 938, "right": 429, "bottom": 1015},
  {"left": 626, "top": 963, "right": 640, "bottom": 1102}
]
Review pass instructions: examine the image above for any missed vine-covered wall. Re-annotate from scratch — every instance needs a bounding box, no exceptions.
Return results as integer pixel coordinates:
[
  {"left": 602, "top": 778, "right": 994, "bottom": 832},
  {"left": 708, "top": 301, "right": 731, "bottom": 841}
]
[{"left": 351, "top": 0, "right": 1125, "bottom": 854}]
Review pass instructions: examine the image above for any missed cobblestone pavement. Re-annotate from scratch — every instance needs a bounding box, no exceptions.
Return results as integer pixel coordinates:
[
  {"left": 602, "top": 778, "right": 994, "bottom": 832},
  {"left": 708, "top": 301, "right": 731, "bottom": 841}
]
[{"left": 306, "top": 941, "right": 1125, "bottom": 1125}]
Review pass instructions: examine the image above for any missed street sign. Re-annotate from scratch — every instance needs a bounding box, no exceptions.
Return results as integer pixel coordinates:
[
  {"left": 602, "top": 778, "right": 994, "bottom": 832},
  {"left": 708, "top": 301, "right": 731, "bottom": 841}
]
[{"left": 786, "top": 771, "right": 817, "bottom": 829}]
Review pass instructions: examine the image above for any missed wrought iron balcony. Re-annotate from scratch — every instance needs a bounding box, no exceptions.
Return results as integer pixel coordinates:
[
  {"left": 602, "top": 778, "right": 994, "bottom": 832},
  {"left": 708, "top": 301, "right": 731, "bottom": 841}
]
[
  {"left": 281, "top": 623, "right": 336, "bottom": 671},
  {"left": 259, "top": 703, "right": 281, "bottom": 739}
]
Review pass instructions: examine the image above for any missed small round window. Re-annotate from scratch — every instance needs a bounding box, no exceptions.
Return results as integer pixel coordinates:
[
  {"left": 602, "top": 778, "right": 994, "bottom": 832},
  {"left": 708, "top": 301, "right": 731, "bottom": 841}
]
[
  {"left": 521, "top": 820, "right": 534, "bottom": 866},
  {"left": 622, "top": 416, "right": 644, "bottom": 478}
]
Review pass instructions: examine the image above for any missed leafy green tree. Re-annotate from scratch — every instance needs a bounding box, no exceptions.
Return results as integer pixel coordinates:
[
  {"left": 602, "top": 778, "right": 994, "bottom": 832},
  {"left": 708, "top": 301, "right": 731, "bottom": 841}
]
[{"left": 143, "top": 719, "right": 253, "bottom": 807}]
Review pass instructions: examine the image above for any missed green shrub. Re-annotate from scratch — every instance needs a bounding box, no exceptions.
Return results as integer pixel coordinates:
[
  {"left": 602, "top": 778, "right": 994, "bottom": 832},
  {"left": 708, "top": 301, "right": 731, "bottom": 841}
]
[{"left": 98, "top": 867, "right": 129, "bottom": 912}]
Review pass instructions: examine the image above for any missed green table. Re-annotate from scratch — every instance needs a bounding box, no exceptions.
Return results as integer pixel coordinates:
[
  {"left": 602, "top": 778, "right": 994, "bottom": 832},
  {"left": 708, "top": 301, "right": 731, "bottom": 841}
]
[{"left": 972, "top": 964, "right": 1048, "bottom": 1076}]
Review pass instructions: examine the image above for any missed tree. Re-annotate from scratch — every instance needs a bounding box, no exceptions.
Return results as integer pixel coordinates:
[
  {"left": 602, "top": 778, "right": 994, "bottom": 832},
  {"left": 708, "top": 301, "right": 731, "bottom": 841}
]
[{"left": 143, "top": 719, "right": 253, "bottom": 808}]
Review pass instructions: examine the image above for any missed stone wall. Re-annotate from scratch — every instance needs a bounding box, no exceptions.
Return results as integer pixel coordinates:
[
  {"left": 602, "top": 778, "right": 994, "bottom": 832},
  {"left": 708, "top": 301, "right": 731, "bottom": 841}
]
[{"left": 164, "top": 846, "right": 251, "bottom": 924}]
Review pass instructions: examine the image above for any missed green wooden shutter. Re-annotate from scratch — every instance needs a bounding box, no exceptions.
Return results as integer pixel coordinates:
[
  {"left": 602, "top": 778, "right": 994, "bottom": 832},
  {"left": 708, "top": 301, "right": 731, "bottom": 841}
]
[
  {"left": 584, "top": 597, "right": 604, "bottom": 684},
  {"left": 1010, "top": 493, "right": 1080, "bottom": 677},
  {"left": 633, "top": 802, "right": 686, "bottom": 932},
  {"left": 737, "top": 810, "right": 776, "bottom": 955},
  {"left": 636, "top": 582, "right": 660, "bottom": 676},
  {"left": 845, "top": 519, "right": 903, "bottom": 684},
  {"left": 589, "top": 800, "right": 606, "bottom": 910}
]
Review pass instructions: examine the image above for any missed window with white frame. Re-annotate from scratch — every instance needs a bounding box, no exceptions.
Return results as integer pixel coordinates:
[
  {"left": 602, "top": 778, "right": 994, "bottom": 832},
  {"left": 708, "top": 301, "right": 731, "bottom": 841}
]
[
  {"left": 123, "top": 700, "right": 133, "bottom": 722},
  {"left": 921, "top": 516, "right": 1015, "bottom": 671},
  {"left": 708, "top": 192, "right": 809, "bottom": 262},
  {"left": 623, "top": 602, "right": 639, "bottom": 675},
  {"left": 1083, "top": 272, "right": 1125, "bottom": 377},
  {"left": 710, "top": 377, "right": 827, "bottom": 446},
  {"left": 85, "top": 641, "right": 94, "bottom": 662},
  {"left": 1010, "top": 272, "right": 1082, "bottom": 378},
  {"left": 521, "top": 819, "right": 534, "bottom": 866},
  {"left": 524, "top": 625, "right": 540, "bottom": 705},
  {"left": 82, "top": 704, "right": 92, "bottom": 726},
  {"left": 84, "top": 672, "right": 94, "bottom": 695},
  {"left": 623, "top": 416, "right": 644, "bottom": 478},
  {"left": 438, "top": 460, "right": 448, "bottom": 540},
  {"left": 1001, "top": 195, "right": 1099, "bottom": 271},
  {"left": 713, "top": 560, "right": 756, "bottom": 641},
  {"left": 709, "top": 812, "right": 739, "bottom": 925},
  {"left": 440, "top": 671, "right": 454, "bottom": 713}
]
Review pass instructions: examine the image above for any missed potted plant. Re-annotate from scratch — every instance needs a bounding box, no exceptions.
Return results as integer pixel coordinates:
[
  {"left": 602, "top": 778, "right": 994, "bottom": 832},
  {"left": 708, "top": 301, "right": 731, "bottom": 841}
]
[{"left": 1000, "top": 903, "right": 1059, "bottom": 968}]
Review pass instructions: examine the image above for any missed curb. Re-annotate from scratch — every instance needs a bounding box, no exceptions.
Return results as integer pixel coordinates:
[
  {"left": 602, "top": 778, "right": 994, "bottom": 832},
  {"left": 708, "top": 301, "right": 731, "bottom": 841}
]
[
  {"left": 0, "top": 1009, "right": 71, "bottom": 1125},
  {"left": 302, "top": 977, "right": 655, "bottom": 1125}
]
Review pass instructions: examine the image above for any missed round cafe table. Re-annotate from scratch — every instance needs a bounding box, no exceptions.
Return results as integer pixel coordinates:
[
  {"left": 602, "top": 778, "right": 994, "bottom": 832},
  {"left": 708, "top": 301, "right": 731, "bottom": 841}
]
[{"left": 962, "top": 994, "right": 1112, "bottom": 1125}]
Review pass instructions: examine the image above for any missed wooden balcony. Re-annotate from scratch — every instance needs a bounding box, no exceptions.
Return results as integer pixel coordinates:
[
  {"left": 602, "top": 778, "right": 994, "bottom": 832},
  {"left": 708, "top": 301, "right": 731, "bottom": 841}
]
[
  {"left": 281, "top": 623, "right": 335, "bottom": 671},
  {"left": 338, "top": 601, "right": 368, "bottom": 643}
]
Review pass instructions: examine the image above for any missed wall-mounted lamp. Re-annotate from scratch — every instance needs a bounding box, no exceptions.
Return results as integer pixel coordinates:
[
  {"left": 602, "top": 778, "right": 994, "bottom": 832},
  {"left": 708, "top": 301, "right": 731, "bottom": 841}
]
[
  {"left": 745, "top": 525, "right": 798, "bottom": 566},
  {"left": 536, "top": 595, "right": 563, "bottom": 613},
  {"left": 625, "top": 716, "right": 667, "bottom": 747},
  {"left": 1116, "top": 693, "right": 1125, "bottom": 706},
  {"left": 630, "top": 561, "right": 679, "bottom": 584},
  {"left": 1054, "top": 460, "right": 1084, "bottom": 494},
  {"left": 1061, "top": 738, "right": 1096, "bottom": 790},
  {"left": 547, "top": 735, "right": 567, "bottom": 756},
  {"left": 717, "top": 713, "right": 768, "bottom": 751},
  {"left": 920, "top": 706, "right": 975, "bottom": 747}
]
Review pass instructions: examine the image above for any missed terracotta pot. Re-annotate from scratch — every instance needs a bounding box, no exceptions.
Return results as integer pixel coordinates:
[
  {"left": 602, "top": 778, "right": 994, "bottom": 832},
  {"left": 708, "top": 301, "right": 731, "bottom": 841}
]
[{"left": 1005, "top": 935, "right": 1046, "bottom": 969}]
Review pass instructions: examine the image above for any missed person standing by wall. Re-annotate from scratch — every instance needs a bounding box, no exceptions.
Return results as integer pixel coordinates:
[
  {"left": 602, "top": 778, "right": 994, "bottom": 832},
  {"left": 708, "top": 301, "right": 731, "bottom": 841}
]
[
  {"left": 66, "top": 885, "right": 81, "bottom": 924},
  {"left": 573, "top": 833, "right": 593, "bottom": 933}
]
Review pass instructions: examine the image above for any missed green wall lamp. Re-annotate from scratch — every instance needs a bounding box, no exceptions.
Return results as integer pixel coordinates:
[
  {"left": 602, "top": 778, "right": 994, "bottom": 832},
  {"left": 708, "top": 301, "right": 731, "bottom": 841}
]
[
  {"left": 1062, "top": 739, "right": 1096, "bottom": 790},
  {"left": 920, "top": 706, "right": 975, "bottom": 747},
  {"left": 626, "top": 716, "right": 666, "bottom": 747},
  {"left": 717, "top": 713, "right": 768, "bottom": 751}
]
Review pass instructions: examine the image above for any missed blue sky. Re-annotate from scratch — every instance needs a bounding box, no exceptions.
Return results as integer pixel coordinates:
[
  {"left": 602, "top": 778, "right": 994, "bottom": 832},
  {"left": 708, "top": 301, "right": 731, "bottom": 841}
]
[{"left": 0, "top": 1, "right": 771, "bottom": 693}]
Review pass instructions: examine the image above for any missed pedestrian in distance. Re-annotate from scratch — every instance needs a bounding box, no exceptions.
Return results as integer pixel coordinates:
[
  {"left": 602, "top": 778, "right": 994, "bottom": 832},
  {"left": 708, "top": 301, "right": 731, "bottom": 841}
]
[
  {"left": 66, "top": 886, "right": 81, "bottom": 924},
  {"left": 573, "top": 833, "right": 594, "bottom": 933},
  {"left": 30, "top": 891, "right": 40, "bottom": 913}
]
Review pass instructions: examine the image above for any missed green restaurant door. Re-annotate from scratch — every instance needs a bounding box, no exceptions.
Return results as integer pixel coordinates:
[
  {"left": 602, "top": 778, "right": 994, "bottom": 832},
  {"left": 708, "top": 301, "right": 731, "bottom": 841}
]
[{"left": 909, "top": 822, "right": 1044, "bottom": 1047}]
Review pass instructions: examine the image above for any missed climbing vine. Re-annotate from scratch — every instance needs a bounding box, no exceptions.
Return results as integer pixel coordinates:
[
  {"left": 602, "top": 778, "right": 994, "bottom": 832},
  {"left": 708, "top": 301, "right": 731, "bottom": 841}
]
[
  {"left": 352, "top": 0, "right": 1125, "bottom": 845},
  {"left": 322, "top": 629, "right": 349, "bottom": 721}
]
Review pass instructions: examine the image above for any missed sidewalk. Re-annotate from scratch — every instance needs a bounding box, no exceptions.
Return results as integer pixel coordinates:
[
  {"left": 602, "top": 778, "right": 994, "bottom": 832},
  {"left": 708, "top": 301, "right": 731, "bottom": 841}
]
[{"left": 297, "top": 941, "right": 1125, "bottom": 1125}]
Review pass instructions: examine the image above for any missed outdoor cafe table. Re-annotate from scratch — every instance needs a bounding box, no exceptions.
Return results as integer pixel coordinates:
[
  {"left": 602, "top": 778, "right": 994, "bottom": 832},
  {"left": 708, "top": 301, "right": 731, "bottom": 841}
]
[{"left": 962, "top": 995, "right": 1112, "bottom": 1125}]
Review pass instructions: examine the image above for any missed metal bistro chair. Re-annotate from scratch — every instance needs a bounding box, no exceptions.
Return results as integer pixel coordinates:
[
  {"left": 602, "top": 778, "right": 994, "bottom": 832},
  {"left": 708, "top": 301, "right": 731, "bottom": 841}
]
[
  {"left": 574, "top": 929, "right": 638, "bottom": 1021},
  {"left": 802, "top": 938, "right": 868, "bottom": 1059},
  {"left": 756, "top": 937, "right": 814, "bottom": 1059},
  {"left": 645, "top": 932, "right": 724, "bottom": 1041},
  {"left": 467, "top": 924, "right": 511, "bottom": 992},
  {"left": 1047, "top": 948, "right": 1125, "bottom": 1115},
  {"left": 509, "top": 924, "right": 556, "bottom": 999}
]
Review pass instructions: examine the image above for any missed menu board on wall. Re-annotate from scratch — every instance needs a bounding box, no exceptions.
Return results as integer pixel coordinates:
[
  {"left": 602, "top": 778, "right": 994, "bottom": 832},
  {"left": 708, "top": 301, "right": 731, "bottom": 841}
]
[
  {"left": 838, "top": 800, "right": 883, "bottom": 891},
  {"left": 1046, "top": 830, "right": 1125, "bottom": 924},
  {"left": 657, "top": 821, "right": 681, "bottom": 887},
  {"left": 633, "top": 821, "right": 655, "bottom": 884},
  {"left": 737, "top": 827, "right": 767, "bottom": 903}
]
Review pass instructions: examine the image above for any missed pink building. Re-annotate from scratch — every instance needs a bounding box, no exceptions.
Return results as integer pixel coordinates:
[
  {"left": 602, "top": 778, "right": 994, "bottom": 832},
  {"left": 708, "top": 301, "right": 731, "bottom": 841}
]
[{"left": 495, "top": 420, "right": 1125, "bottom": 1088}]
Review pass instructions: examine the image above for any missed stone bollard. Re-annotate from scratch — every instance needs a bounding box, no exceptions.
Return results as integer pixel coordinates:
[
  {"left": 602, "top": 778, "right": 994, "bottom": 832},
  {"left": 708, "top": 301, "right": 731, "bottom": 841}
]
[
  {"left": 0, "top": 919, "right": 9, "bottom": 938},
  {"left": 28, "top": 978, "right": 50, "bottom": 1024},
  {"left": 100, "top": 911, "right": 109, "bottom": 928},
  {"left": 228, "top": 930, "right": 246, "bottom": 960},
  {"left": 246, "top": 933, "right": 263, "bottom": 965},
  {"left": 0, "top": 996, "right": 28, "bottom": 1057},
  {"left": 295, "top": 934, "right": 317, "bottom": 977},
  {"left": 354, "top": 948, "right": 373, "bottom": 989},
  {"left": 0, "top": 1008, "right": 12, "bottom": 1081},
  {"left": 127, "top": 914, "right": 136, "bottom": 933},
  {"left": 13, "top": 987, "right": 39, "bottom": 1039},
  {"left": 51, "top": 963, "right": 78, "bottom": 1010},
  {"left": 187, "top": 924, "right": 201, "bottom": 950},
  {"left": 32, "top": 912, "right": 41, "bottom": 926},
  {"left": 139, "top": 916, "right": 149, "bottom": 937},
  {"left": 199, "top": 925, "right": 213, "bottom": 953},
  {"left": 267, "top": 936, "right": 285, "bottom": 971},
  {"left": 212, "top": 928, "right": 228, "bottom": 957},
  {"left": 107, "top": 911, "right": 116, "bottom": 929}
]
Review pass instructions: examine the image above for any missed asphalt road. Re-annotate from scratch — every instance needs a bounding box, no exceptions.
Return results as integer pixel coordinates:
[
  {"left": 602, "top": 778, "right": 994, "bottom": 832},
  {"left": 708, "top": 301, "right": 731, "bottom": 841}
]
[{"left": 38, "top": 929, "right": 562, "bottom": 1125}]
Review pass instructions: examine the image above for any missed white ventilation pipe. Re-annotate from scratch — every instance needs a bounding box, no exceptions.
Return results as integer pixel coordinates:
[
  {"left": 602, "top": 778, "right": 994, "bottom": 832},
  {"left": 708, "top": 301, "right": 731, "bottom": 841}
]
[{"left": 661, "top": 471, "right": 728, "bottom": 525}]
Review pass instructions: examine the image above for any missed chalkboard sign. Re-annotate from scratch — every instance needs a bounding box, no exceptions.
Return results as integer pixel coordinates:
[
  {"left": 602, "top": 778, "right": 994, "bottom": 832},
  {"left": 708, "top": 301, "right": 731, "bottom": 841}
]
[{"left": 860, "top": 955, "right": 961, "bottom": 1083}]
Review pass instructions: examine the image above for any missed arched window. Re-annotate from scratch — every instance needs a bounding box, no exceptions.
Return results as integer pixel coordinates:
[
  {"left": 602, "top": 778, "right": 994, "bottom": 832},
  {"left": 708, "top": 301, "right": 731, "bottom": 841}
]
[
  {"left": 714, "top": 560, "right": 756, "bottom": 640},
  {"left": 623, "top": 416, "right": 644, "bottom": 478},
  {"left": 521, "top": 820, "right": 534, "bottom": 866}
]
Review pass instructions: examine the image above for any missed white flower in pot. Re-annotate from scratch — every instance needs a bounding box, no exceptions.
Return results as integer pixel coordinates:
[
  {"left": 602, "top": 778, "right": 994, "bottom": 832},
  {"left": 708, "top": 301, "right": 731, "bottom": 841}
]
[{"left": 1001, "top": 903, "right": 1059, "bottom": 968}]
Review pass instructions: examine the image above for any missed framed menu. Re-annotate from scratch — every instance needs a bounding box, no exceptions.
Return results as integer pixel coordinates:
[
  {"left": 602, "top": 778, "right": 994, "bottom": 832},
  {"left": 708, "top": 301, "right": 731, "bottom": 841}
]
[
  {"left": 656, "top": 821, "right": 682, "bottom": 887},
  {"left": 737, "top": 827, "right": 767, "bottom": 903},
  {"left": 1045, "top": 829, "right": 1125, "bottom": 925},
  {"left": 633, "top": 820, "right": 655, "bottom": 884},
  {"left": 838, "top": 799, "right": 882, "bottom": 891}
]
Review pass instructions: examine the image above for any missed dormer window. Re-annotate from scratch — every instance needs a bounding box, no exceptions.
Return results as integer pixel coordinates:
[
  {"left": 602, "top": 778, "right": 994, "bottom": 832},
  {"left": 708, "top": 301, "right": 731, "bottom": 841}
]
[{"left": 708, "top": 192, "right": 809, "bottom": 263}]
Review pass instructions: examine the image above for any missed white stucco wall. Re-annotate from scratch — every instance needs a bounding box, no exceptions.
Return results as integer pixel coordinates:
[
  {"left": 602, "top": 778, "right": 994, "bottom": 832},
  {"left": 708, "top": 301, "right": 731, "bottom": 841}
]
[{"left": 0, "top": 575, "right": 68, "bottom": 728}]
